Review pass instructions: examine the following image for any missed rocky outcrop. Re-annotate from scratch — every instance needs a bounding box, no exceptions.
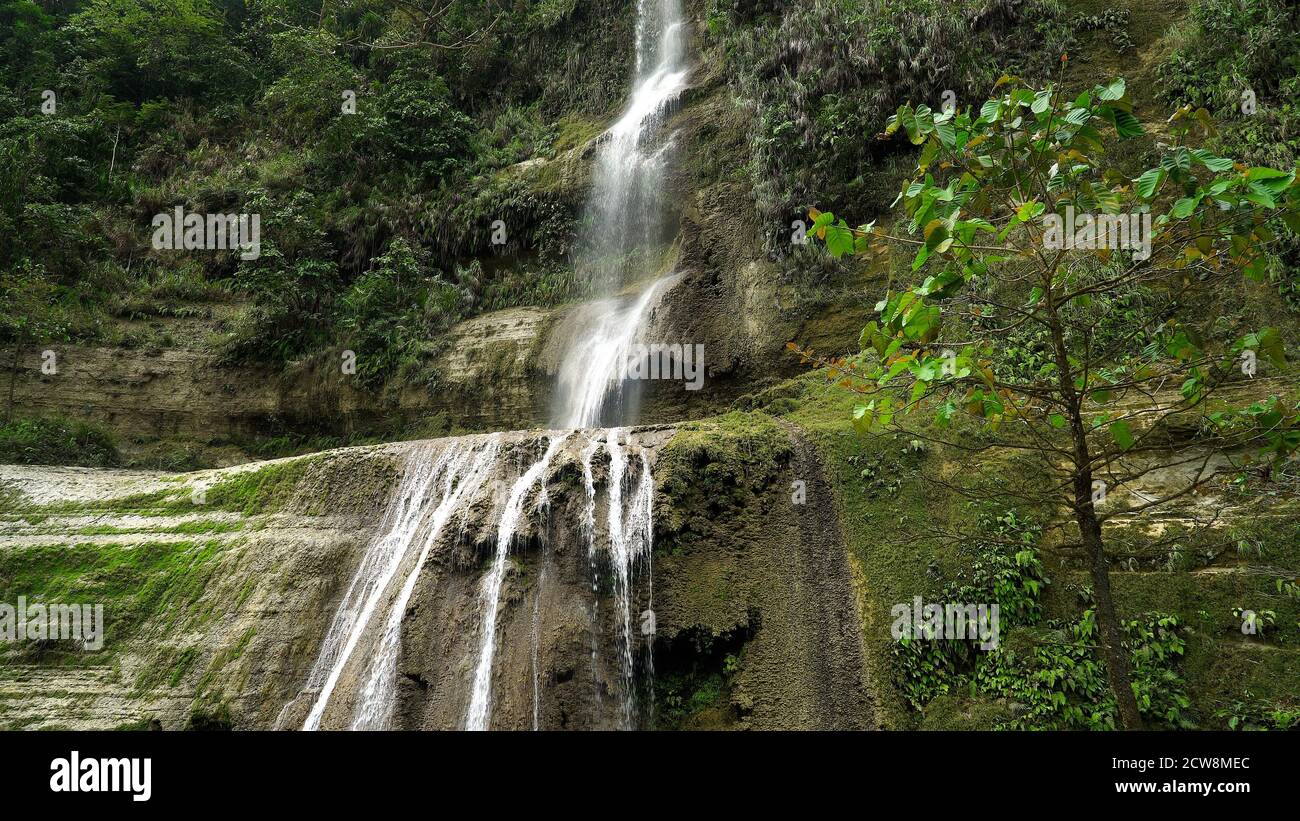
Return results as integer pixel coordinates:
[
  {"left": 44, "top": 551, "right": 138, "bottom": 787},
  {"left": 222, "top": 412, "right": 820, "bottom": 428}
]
[
  {"left": 0, "top": 421, "right": 876, "bottom": 730},
  {"left": 651, "top": 413, "right": 876, "bottom": 729},
  {"left": 3, "top": 306, "right": 552, "bottom": 449},
  {"left": 0, "top": 448, "right": 401, "bottom": 730}
]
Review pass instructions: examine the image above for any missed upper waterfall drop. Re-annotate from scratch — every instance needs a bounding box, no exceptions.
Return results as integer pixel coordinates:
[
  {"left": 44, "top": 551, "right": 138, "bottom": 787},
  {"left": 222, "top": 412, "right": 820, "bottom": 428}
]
[
  {"left": 554, "top": 0, "right": 690, "bottom": 429},
  {"left": 553, "top": 273, "right": 679, "bottom": 429},
  {"left": 586, "top": 0, "right": 688, "bottom": 266}
]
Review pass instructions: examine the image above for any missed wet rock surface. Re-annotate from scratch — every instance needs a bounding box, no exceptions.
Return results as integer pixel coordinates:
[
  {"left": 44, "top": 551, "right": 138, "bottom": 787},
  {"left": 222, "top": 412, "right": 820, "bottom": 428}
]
[{"left": 0, "top": 423, "right": 876, "bottom": 730}]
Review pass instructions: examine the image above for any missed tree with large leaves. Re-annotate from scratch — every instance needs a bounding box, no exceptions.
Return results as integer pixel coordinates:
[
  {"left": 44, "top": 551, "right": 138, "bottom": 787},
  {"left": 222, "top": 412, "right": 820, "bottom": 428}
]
[{"left": 798, "top": 73, "right": 1300, "bottom": 729}]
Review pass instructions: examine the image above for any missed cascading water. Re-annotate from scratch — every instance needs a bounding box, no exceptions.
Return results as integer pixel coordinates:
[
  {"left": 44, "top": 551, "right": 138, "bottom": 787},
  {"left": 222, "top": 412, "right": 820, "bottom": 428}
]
[
  {"left": 287, "top": 436, "right": 501, "bottom": 731},
  {"left": 554, "top": 274, "right": 679, "bottom": 429},
  {"left": 453, "top": 0, "right": 683, "bottom": 730},
  {"left": 465, "top": 433, "right": 565, "bottom": 730},
  {"left": 285, "top": 430, "right": 659, "bottom": 730},
  {"left": 530, "top": 575, "right": 543, "bottom": 731},
  {"left": 286, "top": 0, "right": 681, "bottom": 732},
  {"left": 580, "top": 0, "right": 687, "bottom": 290},
  {"left": 583, "top": 429, "right": 656, "bottom": 728},
  {"left": 348, "top": 437, "right": 502, "bottom": 730},
  {"left": 555, "top": 0, "right": 689, "bottom": 429},
  {"left": 461, "top": 430, "right": 655, "bottom": 730}
]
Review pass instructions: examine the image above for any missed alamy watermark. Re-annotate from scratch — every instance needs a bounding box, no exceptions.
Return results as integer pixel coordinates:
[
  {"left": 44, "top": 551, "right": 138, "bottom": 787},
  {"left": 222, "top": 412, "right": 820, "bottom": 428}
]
[
  {"left": 891, "top": 596, "right": 1000, "bottom": 650},
  {"left": 152, "top": 206, "right": 261, "bottom": 260},
  {"left": 50, "top": 751, "right": 151, "bottom": 802},
  {"left": 621, "top": 342, "right": 705, "bottom": 391},
  {"left": 0, "top": 597, "right": 104, "bottom": 651},
  {"left": 1042, "top": 205, "right": 1152, "bottom": 261}
]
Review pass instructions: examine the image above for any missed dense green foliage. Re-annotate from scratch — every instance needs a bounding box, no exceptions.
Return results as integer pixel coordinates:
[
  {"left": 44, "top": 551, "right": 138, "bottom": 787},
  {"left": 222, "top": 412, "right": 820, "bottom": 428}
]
[
  {"left": 0, "top": 0, "right": 633, "bottom": 385},
  {"left": 893, "top": 510, "right": 1193, "bottom": 729},
  {"left": 1160, "top": 0, "right": 1300, "bottom": 170},
  {"left": 804, "top": 74, "right": 1300, "bottom": 476},
  {"left": 702, "top": 0, "right": 1071, "bottom": 244},
  {"left": 1159, "top": 0, "right": 1300, "bottom": 307},
  {"left": 0, "top": 416, "right": 119, "bottom": 466}
]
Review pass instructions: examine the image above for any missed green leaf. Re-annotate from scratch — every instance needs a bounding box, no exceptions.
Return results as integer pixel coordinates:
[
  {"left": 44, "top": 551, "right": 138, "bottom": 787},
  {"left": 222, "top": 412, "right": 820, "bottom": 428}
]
[
  {"left": 811, "top": 210, "right": 835, "bottom": 231},
  {"left": 858, "top": 321, "right": 879, "bottom": 353},
  {"left": 934, "top": 120, "right": 956, "bottom": 148},
  {"left": 1063, "top": 106, "right": 1091, "bottom": 126},
  {"left": 1257, "top": 327, "right": 1286, "bottom": 366},
  {"left": 1016, "top": 200, "right": 1044, "bottom": 221},
  {"left": 1110, "top": 421, "right": 1134, "bottom": 450},
  {"left": 911, "top": 243, "right": 930, "bottom": 271},
  {"left": 1135, "top": 168, "right": 1164, "bottom": 199},
  {"left": 919, "top": 138, "right": 940, "bottom": 169},
  {"left": 1246, "top": 167, "right": 1291, "bottom": 181},
  {"left": 1191, "top": 149, "right": 1233, "bottom": 172},
  {"left": 1170, "top": 196, "right": 1201, "bottom": 219},
  {"left": 1098, "top": 78, "right": 1126, "bottom": 101},
  {"left": 902, "top": 304, "right": 941, "bottom": 342},
  {"left": 852, "top": 403, "right": 874, "bottom": 435},
  {"left": 1243, "top": 191, "right": 1276, "bottom": 209},
  {"left": 1112, "top": 109, "right": 1143, "bottom": 139},
  {"left": 826, "top": 222, "right": 855, "bottom": 258}
]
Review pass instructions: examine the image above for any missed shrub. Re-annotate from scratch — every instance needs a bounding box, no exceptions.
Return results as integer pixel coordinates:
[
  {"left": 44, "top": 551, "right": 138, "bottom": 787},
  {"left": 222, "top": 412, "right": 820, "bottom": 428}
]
[{"left": 0, "top": 416, "right": 119, "bottom": 467}]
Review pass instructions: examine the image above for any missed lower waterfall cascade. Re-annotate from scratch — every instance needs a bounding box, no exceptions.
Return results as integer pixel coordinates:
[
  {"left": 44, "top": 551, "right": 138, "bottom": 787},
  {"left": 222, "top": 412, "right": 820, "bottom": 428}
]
[{"left": 281, "top": 429, "right": 658, "bottom": 731}]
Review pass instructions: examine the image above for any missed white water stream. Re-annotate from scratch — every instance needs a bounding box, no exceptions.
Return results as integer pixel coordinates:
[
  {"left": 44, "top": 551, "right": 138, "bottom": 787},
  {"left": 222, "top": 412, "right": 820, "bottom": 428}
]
[
  {"left": 554, "top": 0, "right": 689, "bottom": 429},
  {"left": 348, "top": 438, "right": 502, "bottom": 729},
  {"left": 581, "top": 429, "right": 656, "bottom": 728},
  {"left": 465, "top": 433, "right": 565, "bottom": 730},
  {"left": 290, "top": 436, "right": 500, "bottom": 731},
  {"left": 554, "top": 274, "right": 678, "bottom": 429},
  {"left": 289, "top": 0, "right": 682, "bottom": 732}
]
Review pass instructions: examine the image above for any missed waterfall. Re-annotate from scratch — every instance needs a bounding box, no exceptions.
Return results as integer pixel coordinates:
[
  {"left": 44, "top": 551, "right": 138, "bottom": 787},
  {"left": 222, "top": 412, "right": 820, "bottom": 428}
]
[
  {"left": 284, "top": 428, "right": 658, "bottom": 730},
  {"left": 540, "top": 0, "right": 683, "bottom": 722},
  {"left": 581, "top": 0, "right": 687, "bottom": 289},
  {"left": 580, "top": 435, "right": 605, "bottom": 716},
  {"left": 285, "top": 0, "right": 677, "bottom": 732},
  {"left": 553, "top": 274, "right": 678, "bottom": 429},
  {"left": 594, "top": 429, "right": 655, "bottom": 729},
  {"left": 575, "top": 430, "right": 657, "bottom": 726},
  {"left": 348, "top": 437, "right": 502, "bottom": 729},
  {"left": 290, "top": 436, "right": 501, "bottom": 731},
  {"left": 465, "top": 433, "right": 566, "bottom": 730},
  {"left": 555, "top": 0, "right": 689, "bottom": 429}
]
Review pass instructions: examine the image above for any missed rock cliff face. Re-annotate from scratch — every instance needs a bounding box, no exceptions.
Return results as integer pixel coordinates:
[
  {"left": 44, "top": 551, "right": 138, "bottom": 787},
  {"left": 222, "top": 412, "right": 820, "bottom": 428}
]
[
  {"left": 0, "top": 423, "right": 874, "bottom": 730},
  {"left": 3, "top": 309, "right": 551, "bottom": 449},
  {"left": 4, "top": 283, "right": 798, "bottom": 454}
]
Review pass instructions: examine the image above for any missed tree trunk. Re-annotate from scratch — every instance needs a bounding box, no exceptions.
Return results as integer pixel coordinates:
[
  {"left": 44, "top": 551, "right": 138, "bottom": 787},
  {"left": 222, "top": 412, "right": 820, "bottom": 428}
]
[
  {"left": 1045, "top": 303, "right": 1143, "bottom": 729},
  {"left": 1074, "top": 470, "right": 1144, "bottom": 730}
]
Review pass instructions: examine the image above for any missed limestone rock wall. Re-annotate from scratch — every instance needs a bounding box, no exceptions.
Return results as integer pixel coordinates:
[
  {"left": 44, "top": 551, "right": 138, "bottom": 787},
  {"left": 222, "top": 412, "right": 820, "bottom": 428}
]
[{"left": 0, "top": 422, "right": 876, "bottom": 730}]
